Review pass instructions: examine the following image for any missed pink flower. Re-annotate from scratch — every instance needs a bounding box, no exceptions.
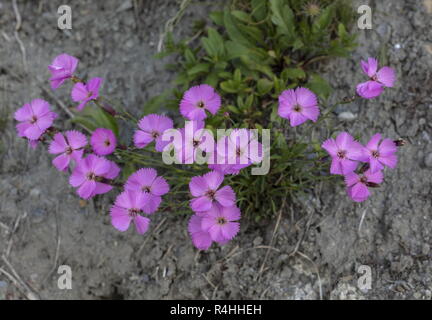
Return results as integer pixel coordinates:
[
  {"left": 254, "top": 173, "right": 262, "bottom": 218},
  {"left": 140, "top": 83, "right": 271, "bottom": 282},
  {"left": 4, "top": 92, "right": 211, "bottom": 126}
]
[
  {"left": 134, "top": 114, "right": 173, "bottom": 152},
  {"left": 179, "top": 84, "right": 221, "bottom": 121},
  {"left": 223, "top": 129, "right": 262, "bottom": 166},
  {"left": 345, "top": 169, "right": 384, "bottom": 202},
  {"left": 48, "top": 53, "right": 79, "bottom": 90},
  {"left": 209, "top": 129, "right": 261, "bottom": 174},
  {"left": 110, "top": 190, "right": 152, "bottom": 234},
  {"left": 48, "top": 131, "right": 87, "bottom": 171},
  {"left": 357, "top": 57, "right": 396, "bottom": 99},
  {"left": 173, "top": 120, "right": 214, "bottom": 164},
  {"left": 71, "top": 77, "right": 102, "bottom": 111},
  {"left": 14, "top": 98, "right": 58, "bottom": 142},
  {"left": 90, "top": 128, "right": 117, "bottom": 156},
  {"left": 189, "top": 171, "right": 236, "bottom": 213},
  {"left": 278, "top": 87, "right": 320, "bottom": 127},
  {"left": 322, "top": 132, "right": 367, "bottom": 175},
  {"left": 188, "top": 214, "right": 213, "bottom": 250},
  {"left": 124, "top": 168, "right": 169, "bottom": 214},
  {"left": 69, "top": 154, "right": 120, "bottom": 199},
  {"left": 201, "top": 204, "right": 241, "bottom": 242},
  {"left": 364, "top": 133, "right": 398, "bottom": 173}
]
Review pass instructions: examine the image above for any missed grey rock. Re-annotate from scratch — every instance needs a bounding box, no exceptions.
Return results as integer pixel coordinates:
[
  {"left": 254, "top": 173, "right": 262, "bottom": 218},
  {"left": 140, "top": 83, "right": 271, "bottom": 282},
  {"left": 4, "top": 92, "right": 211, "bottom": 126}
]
[
  {"left": 424, "top": 153, "right": 432, "bottom": 168},
  {"left": 338, "top": 112, "right": 358, "bottom": 121}
]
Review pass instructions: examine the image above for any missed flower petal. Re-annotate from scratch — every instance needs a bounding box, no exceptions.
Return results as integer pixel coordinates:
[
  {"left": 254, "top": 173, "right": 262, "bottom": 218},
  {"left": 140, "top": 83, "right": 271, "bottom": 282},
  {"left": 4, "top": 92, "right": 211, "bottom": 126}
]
[
  {"left": 52, "top": 154, "right": 70, "bottom": 172},
  {"left": 215, "top": 186, "right": 236, "bottom": 207},
  {"left": 366, "top": 133, "right": 382, "bottom": 150},
  {"left": 189, "top": 176, "right": 208, "bottom": 197},
  {"left": 364, "top": 169, "right": 384, "bottom": 184},
  {"left": 379, "top": 153, "right": 398, "bottom": 169},
  {"left": 221, "top": 222, "right": 240, "bottom": 240},
  {"left": 377, "top": 67, "right": 396, "bottom": 87},
  {"left": 142, "top": 195, "right": 161, "bottom": 214},
  {"left": 77, "top": 180, "right": 96, "bottom": 199},
  {"left": 379, "top": 139, "right": 397, "bottom": 156},
  {"left": 203, "top": 170, "right": 224, "bottom": 190},
  {"left": 71, "top": 83, "right": 89, "bottom": 102},
  {"left": 150, "top": 176, "right": 169, "bottom": 196},
  {"left": 134, "top": 215, "right": 150, "bottom": 235},
  {"left": 65, "top": 130, "right": 87, "bottom": 150},
  {"left": 356, "top": 81, "right": 384, "bottom": 99},
  {"left": 289, "top": 112, "right": 308, "bottom": 127},
  {"left": 110, "top": 206, "right": 132, "bottom": 232},
  {"left": 49, "top": 133, "right": 68, "bottom": 154},
  {"left": 295, "top": 87, "right": 318, "bottom": 108},
  {"left": 301, "top": 104, "right": 320, "bottom": 122},
  {"left": 133, "top": 130, "right": 153, "bottom": 148},
  {"left": 348, "top": 183, "right": 370, "bottom": 202},
  {"left": 191, "top": 196, "right": 213, "bottom": 212}
]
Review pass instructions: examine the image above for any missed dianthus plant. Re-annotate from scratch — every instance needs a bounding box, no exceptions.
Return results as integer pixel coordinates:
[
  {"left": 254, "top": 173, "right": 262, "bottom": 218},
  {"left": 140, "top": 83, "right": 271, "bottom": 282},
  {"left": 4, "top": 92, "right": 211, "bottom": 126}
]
[{"left": 14, "top": 54, "right": 402, "bottom": 250}]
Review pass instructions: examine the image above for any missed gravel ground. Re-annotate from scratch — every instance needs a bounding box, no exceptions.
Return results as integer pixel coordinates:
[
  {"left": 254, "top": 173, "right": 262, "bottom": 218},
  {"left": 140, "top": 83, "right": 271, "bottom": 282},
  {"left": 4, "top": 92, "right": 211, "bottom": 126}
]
[{"left": 0, "top": 0, "right": 431, "bottom": 300}]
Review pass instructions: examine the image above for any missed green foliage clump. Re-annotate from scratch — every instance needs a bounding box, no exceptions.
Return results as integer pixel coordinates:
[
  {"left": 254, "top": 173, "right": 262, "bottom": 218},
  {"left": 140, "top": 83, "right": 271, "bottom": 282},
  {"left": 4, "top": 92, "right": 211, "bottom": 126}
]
[
  {"left": 148, "top": 0, "right": 355, "bottom": 121},
  {"left": 140, "top": 0, "right": 357, "bottom": 220}
]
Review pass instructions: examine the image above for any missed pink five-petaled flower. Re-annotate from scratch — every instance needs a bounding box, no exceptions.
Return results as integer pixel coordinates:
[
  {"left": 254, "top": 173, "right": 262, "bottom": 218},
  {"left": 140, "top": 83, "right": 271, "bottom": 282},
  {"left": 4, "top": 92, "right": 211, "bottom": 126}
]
[
  {"left": 124, "top": 168, "right": 170, "bottom": 214},
  {"left": 174, "top": 120, "right": 215, "bottom": 164},
  {"left": 69, "top": 154, "right": 120, "bottom": 199},
  {"left": 322, "top": 132, "right": 367, "bottom": 175},
  {"left": 48, "top": 53, "right": 79, "bottom": 90},
  {"left": 48, "top": 131, "right": 87, "bottom": 171},
  {"left": 179, "top": 84, "right": 221, "bottom": 121},
  {"left": 71, "top": 77, "right": 102, "bottom": 111},
  {"left": 209, "top": 128, "right": 262, "bottom": 174},
  {"left": 14, "top": 98, "right": 58, "bottom": 146},
  {"left": 356, "top": 57, "right": 396, "bottom": 99},
  {"left": 110, "top": 190, "right": 152, "bottom": 234},
  {"left": 345, "top": 169, "right": 384, "bottom": 202},
  {"left": 90, "top": 128, "right": 117, "bottom": 156},
  {"left": 201, "top": 204, "right": 241, "bottom": 243},
  {"left": 134, "top": 114, "right": 174, "bottom": 152},
  {"left": 278, "top": 87, "right": 320, "bottom": 127},
  {"left": 364, "top": 133, "right": 398, "bottom": 173},
  {"left": 189, "top": 170, "right": 236, "bottom": 213},
  {"left": 188, "top": 214, "right": 213, "bottom": 250}
]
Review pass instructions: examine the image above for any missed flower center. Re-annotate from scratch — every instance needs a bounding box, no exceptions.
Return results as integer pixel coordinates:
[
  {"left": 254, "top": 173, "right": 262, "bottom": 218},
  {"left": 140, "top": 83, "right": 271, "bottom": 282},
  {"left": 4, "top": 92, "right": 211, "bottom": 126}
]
[
  {"left": 205, "top": 189, "right": 216, "bottom": 200},
  {"left": 104, "top": 139, "right": 111, "bottom": 147},
  {"left": 142, "top": 186, "right": 151, "bottom": 193},
  {"left": 151, "top": 131, "right": 160, "bottom": 139},
  {"left": 197, "top": 101, "right": 205, "bottom": 108},
  {"left": 337, "top": 150, "right": 347, "bottom": 159},
  {"left": 30, "top": 115, "right": 38, "bottom": 124},
  {"left": 128, "top": 208, "right": 140, "bottom": 218},
  {"left": 216, "top": 217, "right": 227, "bottom": 225},
  {"left": 293, "top": 104, "right": 302, "bottom": 112},
  {"left": 193, "top": 139, "right": 200, "bottom": 148},
  {"left": 371, "top": 75, "right": 378, "bottom": 82},
  {"left": 86, "top": 91, "right": 93, "bottom": 98},
  {"left": 371, "top": 150, "right": 380, "bottom": 158},
  {"left": 86, "top": 172, "right": 96, "bottom": 180},
  {"left": 359, "top": 176, "right": 368, "bottom": 184},
  {"left": 236, "top": 147, "right": 242, "bottom": 157},
  {"left": 65, "top": 146, "right": 73, "bottom": 155}
]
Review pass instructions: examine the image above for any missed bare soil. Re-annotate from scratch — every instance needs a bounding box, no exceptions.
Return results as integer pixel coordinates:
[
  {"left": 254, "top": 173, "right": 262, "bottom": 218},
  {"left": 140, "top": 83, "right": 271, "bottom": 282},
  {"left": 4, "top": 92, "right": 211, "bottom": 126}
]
[{"left": 0, "top": 0, "right": 431, "bottom": 300}]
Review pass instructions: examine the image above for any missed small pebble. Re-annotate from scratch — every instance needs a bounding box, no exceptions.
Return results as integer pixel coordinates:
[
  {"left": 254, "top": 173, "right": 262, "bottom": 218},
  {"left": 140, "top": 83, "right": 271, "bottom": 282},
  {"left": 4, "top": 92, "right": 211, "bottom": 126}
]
[
  {"left": 338, "top": 112, "right": 357, "bottom": 121},
  {"left": 422, "top": 244, "right": 430, "bottom": 255},
  {"left": 30, "top": 188, "right": 41, "bottom": 198},
  {"left": 253, "top": 236, "right": 263, "bottom": 246},
  {"left": 424, "top": 153, "right": 432, "bottom": 168}
]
